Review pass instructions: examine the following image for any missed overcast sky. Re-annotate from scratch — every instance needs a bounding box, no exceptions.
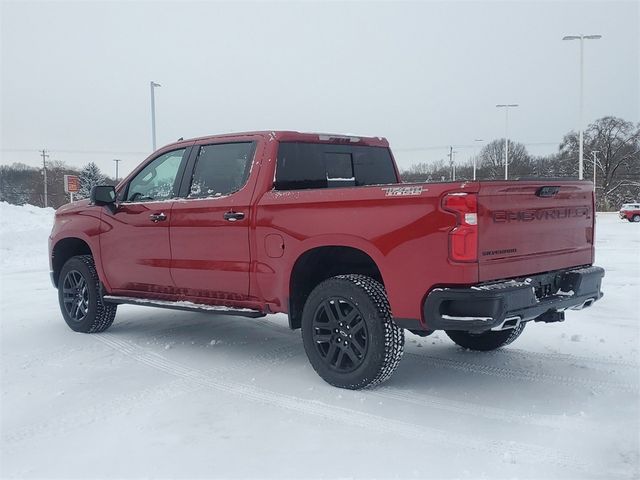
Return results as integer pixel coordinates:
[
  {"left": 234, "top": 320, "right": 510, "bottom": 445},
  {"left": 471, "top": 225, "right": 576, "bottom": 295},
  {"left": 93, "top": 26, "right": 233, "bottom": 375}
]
[{"left": 1, "top": 0, "right": 638, "bottom": 177}]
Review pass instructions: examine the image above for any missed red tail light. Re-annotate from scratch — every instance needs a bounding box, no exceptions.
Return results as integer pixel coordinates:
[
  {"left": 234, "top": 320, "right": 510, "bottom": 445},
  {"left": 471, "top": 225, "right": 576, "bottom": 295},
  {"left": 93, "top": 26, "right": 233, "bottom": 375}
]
[{"left": 443, "top": 193, "right": 478, "bottom": 262}]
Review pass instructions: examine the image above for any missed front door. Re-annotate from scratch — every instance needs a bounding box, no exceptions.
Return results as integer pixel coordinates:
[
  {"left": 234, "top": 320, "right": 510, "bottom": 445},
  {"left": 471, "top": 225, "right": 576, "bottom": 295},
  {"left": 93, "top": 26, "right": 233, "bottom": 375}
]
[
  {"left": 169, "top": 141, "right": 256, "bottom": 304},
  {"left": 99, "top": 147, "right": 188, "bottom": 294}
]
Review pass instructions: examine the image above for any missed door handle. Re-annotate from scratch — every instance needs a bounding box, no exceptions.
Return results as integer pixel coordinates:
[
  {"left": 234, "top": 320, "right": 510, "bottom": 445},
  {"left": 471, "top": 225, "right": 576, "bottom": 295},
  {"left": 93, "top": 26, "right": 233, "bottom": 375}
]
[
  {"left": 149, "top": 212, "right": 167, "bottom": 223},
  {"left": 223, "top": 211, "right": 245, "bottom": 222}
]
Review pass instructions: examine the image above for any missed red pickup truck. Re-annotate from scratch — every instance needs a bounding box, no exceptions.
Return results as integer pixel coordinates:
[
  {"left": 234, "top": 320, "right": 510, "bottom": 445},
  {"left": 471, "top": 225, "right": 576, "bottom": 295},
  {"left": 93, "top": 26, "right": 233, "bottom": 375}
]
[
  {"left": 49, "top": 131, "right": 604, "bottom": 389},
  {"left": 619, "top": 203, "right": 640, "bottom": 222}
]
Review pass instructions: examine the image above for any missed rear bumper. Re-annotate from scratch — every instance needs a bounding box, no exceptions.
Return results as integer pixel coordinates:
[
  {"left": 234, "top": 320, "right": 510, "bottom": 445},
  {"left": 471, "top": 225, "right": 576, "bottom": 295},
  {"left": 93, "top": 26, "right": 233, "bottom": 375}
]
[{"left": 423, "top": 266, "right": 604, "bottom": 333}]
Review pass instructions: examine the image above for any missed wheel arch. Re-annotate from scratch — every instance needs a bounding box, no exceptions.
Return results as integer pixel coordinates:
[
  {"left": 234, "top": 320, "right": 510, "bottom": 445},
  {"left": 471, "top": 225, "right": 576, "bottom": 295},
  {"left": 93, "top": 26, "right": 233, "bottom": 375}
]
[
  {"left": 287, "top": 244, "right": 385, "bottom": 330},
  {"left": 51, "top": 237, "right": 95, "bottom": 288}
]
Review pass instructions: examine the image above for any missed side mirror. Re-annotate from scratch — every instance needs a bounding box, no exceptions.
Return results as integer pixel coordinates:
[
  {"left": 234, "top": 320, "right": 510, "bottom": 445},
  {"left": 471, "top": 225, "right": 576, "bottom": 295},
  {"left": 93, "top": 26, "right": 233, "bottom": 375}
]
[{"left": 90, "top": 185, "right": 116, "bottom": 206}]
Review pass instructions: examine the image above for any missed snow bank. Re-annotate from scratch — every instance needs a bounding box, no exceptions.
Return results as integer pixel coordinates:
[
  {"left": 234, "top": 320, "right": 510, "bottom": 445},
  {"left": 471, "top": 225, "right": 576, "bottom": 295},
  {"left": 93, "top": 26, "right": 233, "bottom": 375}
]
[{"left": 0, "top": 202, "right": 55, "bottom": 273}]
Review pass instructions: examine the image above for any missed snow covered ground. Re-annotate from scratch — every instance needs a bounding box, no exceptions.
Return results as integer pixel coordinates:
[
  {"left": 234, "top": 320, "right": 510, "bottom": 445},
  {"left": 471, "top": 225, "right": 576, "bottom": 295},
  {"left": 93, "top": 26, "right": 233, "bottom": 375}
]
[{"left": 1, "top": 202, "right": 638, "bottom": 479}]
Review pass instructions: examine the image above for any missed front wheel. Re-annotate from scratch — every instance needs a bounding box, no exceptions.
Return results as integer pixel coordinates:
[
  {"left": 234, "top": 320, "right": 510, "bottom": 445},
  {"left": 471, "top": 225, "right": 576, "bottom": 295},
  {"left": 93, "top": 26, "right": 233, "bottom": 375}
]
[
  {"left": 58, "top": 255, "right": 117, "bottom": 333},
  {"left": 301, "top": 275, "right": 404, "bottom": 389},
  {"left": 632, "top": 215, "right": 640, "bottom": 222},
  {"left": 445, "top": 323, "right": 526, "bottom": 351}
]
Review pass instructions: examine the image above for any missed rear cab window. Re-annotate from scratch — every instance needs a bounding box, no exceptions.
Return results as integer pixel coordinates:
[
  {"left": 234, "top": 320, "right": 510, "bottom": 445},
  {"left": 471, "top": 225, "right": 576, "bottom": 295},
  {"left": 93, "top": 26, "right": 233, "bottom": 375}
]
[
  {"left": 274, "top": 142, "right": 397, "bottom": 191},
  {"left": 188, "top": 142, "right": 255, "bottom": 198}
]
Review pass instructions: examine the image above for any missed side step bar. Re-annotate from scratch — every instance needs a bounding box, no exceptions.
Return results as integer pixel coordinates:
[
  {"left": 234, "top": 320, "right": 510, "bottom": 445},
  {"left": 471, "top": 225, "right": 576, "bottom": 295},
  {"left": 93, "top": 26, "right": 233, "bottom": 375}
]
[{"left": 102, "top": 295, "right": 266, "bottom": 318}]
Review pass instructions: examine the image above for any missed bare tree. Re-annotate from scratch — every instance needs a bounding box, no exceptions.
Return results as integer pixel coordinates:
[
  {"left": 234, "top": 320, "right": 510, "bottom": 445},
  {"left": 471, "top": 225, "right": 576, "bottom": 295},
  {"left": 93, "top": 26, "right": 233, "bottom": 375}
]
[
  {"left": 401, "top": 159, "right": 450, "bottom": 182},
  {"left": 477, "top": 139, "right": 532, "bottom": 179},
  {"left": 559, "top": 117, "right": 640, "bottom": 209}
]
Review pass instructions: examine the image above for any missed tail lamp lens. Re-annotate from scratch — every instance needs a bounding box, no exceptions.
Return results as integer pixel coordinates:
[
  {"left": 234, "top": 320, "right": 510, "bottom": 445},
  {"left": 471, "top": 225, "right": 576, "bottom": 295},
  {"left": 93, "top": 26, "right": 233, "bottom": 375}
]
[{"left": 443, "top": 193, "right": 478, "bottom": 262}]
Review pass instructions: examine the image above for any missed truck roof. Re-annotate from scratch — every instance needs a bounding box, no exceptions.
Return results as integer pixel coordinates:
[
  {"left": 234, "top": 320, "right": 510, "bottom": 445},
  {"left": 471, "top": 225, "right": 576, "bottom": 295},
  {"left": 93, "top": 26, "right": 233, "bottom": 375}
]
[{"left": 165, "top": 131, "right": 390, "bottom": 150}]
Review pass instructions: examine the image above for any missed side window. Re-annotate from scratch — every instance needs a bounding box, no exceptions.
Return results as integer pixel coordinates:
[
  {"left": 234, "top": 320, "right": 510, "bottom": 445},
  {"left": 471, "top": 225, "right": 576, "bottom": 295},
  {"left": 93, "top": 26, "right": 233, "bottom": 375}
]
[
  {"left": 126, "top": 149, "right": 185, "bottom": 202},
  {"left": 188, "top": 142, "right": 254, "bottom": 198},
  {"left": 274, "top": 143, "right": 326, "bottom": 190},
  {"left": 274, "top": 142, "right": 397, "bottom": 191}
]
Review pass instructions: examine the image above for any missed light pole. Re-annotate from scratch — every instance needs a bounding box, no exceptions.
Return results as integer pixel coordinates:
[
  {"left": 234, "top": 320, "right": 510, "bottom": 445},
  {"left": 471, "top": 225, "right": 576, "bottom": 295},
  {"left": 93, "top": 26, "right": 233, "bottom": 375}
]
[
  {"left": 496, "top": 104, "right": 518, "bottom": 180},
  {"left": 562, "top": 34, "right": 602, "bottom": 179},
  {"left": 591, "top": 150, "right": 599, "bottom": 193},
  {"left": 150, "top": 81, "right": 161, "bottom": 151},
  {"left": 473, "top": 139, "right": 484, "bottom": 180},
  {"left": 452, "top": 151, "right": 457, "bottom": 181},
  {"left": 448, "top": 147, "right": 458, "bottom": 181},
  {"left": 113, "top": 158, "right": 122, "bottom": 182},
  {"left": 40, "top": 149, "right": 49, "bottom": 208}
]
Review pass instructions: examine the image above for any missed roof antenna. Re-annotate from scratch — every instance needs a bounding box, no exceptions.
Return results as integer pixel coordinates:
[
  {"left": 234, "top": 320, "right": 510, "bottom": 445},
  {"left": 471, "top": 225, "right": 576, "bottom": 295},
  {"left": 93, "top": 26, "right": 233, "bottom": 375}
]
[{"left": 177, "top": 137, "right": 184, "bottom": 141}]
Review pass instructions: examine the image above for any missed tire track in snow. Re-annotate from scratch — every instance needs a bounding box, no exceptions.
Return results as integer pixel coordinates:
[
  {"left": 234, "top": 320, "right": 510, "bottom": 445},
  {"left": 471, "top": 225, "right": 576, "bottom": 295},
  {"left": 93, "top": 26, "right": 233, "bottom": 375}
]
[
  {"left": 405, "top": 352, "right": 639, "bottom": 393},
  {"left": 2, "top": 336, "right": 299, "bottom": 445},
  {"left": 371, "top": 387, "right": 592, "bottom": 431},
  {"left": 503, "top": 347, "right": 639, "bottom": 369},
  {"left": 1, "top": 378, "right": 201, "bottom": 445},
  {"left": 91, "top": 333, "right": 596, "bottom": 473},
  {"left": 233, "top": 316, "right": 609, "bottom": 431},
  {"left": 262, "top": 315, "right": 639, "bottom": 370}
]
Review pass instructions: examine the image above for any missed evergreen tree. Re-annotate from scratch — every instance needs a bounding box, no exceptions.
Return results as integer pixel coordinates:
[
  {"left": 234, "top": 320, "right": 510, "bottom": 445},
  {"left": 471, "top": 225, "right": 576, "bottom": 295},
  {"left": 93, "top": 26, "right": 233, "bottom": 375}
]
[{"left": 77, "top": 162, "right": 106, "bottom": 199}]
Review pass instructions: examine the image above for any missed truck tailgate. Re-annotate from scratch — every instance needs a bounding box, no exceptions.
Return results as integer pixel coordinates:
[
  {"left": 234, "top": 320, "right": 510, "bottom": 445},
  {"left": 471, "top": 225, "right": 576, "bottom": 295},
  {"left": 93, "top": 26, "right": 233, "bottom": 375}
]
[{"left": 477, "top": 181, "right": 594, "bottom": 282}]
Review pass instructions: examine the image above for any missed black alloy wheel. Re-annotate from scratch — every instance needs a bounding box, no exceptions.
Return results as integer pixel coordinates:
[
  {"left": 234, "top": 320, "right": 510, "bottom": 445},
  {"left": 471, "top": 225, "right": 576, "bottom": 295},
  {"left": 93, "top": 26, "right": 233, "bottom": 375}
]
[
  {"left": 62, "top": 270, "right": 90, "bottom": 322},
  {"left": 301, "top": 275, "right": 404, "bottom": 389},
  {"left": 312, "top": 297, "right": 368, "bottom": 373},
  {"left": 57, "top": 255, "right": 117, "bottom": 333}
]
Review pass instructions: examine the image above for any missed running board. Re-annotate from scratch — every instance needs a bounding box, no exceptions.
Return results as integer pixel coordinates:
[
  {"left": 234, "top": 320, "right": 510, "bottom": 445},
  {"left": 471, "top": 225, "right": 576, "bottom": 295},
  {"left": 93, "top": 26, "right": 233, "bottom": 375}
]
[{"left": 102, "top": 295, "right": 266, "bottom": 318}]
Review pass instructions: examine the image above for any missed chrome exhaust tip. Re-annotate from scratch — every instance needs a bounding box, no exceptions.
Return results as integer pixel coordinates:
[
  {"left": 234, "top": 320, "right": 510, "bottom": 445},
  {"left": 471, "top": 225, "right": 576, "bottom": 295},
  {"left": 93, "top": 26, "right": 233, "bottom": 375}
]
[
  {"left": 491, "top": 316, "right": 522, "bottom": 331},
  {"left": 570, "top": 298, "right": 595, "bottom": 311}
]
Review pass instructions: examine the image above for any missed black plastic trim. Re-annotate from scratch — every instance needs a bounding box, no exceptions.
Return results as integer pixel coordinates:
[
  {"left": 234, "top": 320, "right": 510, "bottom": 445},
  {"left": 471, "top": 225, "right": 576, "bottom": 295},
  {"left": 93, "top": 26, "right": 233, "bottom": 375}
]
[
  {"left": 423, "top": 266, "right": 605, "bottom": 333},
  {"left": 393, "top": 318, "right": 425, "bottom": 331}
]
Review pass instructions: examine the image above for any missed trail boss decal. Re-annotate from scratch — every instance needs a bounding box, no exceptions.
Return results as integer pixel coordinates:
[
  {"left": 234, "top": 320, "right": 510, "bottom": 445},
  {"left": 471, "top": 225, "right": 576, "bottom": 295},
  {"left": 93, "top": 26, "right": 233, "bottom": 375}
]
[
  {"left": 381, "top": 186, "right": 423, "bottom": 196},
  {"left": 492, "top": 206, "right": 590, "bottom": 223}
]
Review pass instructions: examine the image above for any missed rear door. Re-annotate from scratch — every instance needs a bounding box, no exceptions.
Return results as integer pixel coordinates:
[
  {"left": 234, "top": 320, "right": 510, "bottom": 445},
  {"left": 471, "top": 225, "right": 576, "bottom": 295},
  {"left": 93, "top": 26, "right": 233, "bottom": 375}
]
[
  {"left": 477, "top": 181, "right": 594, "bottom": 282},
  {"left": 169, "top": 139, "right": 258, "bottom": 304}
]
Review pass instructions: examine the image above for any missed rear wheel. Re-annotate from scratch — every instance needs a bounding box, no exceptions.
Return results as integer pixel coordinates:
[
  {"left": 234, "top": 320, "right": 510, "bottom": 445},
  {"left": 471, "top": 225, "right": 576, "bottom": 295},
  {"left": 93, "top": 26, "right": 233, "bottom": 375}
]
[
  {"left": 445, "top": 323, "right": 526, "bottom": 351},
  {"left": 58, "top": 255, "right": 117, "bottom": 333},
  {"left": 301, "top": 275, "right": 404, "bottom": 389}
]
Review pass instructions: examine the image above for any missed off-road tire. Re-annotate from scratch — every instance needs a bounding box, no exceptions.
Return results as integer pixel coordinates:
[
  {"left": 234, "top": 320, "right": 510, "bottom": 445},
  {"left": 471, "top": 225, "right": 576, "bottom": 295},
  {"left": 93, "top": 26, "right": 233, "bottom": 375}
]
[
  {"left": 445, "top": 322, "right": 526, "bottom": 351},
  {"left": 58, "top": 255, "right": 117, "bottom": 333},
  {"left": 301, "top": 274, "right": 404, "bottom": 389}
]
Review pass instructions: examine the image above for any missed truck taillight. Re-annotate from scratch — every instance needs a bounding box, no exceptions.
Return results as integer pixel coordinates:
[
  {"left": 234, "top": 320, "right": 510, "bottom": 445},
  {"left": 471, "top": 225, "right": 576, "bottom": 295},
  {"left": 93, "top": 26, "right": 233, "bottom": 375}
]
[{"left": 443, "top": 193, "right": 478, "bottom": 262}]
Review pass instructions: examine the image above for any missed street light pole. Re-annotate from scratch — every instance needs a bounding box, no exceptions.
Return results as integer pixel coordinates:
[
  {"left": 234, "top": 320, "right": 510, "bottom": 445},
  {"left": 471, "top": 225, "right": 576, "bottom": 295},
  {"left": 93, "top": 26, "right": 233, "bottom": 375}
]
[
  {"left": 562, "top": 34, "right": 602, "bottom": 179},
  {"left": 452, "top": 151, "right": 457, "bottom": 181},
  {"left": 591, "top": 150, "right": 599, "bottom": 193},
  {"left": 40, "top": 149, "right": 49, "bottom": 208},
  {"left": 496, "top": 104, "right": 518, "bottom": 180},
  {"left": 113, "top": 158, "right": 122, "bottom": 182},
  {"left": 150, "top": 81, "right": 161, "bottom": 151},
  {"left": 448, "top": 146, "right": 458, "bottom": 181},
  {"left": 473, "top": 139, "right": 484, "bottom": 180}
]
